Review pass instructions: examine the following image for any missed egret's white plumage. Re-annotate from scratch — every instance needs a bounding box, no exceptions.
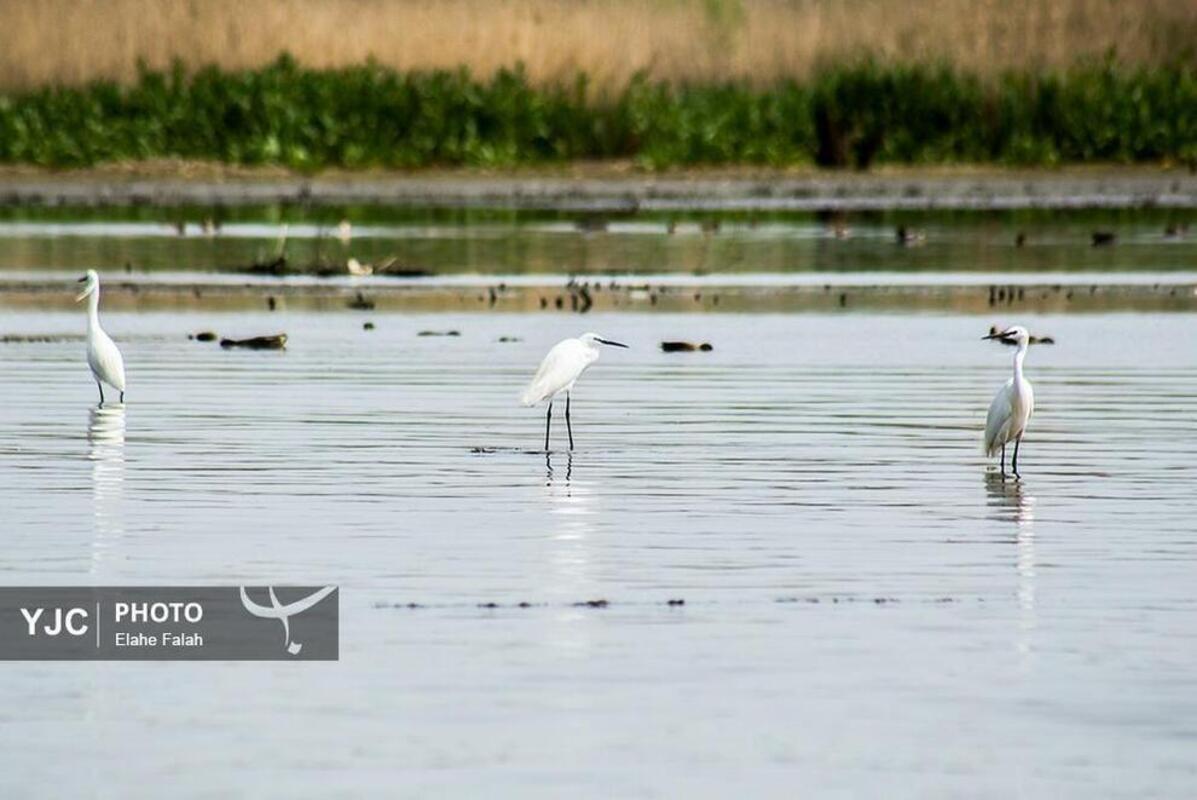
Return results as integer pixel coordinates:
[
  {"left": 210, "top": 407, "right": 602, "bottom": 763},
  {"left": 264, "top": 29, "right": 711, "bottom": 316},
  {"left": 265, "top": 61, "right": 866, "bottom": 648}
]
[
  {"left": 983, "top": 325, "right": 1034, "bottom": 475},
  {"left": 522, "top": 336, "right": 595, "bottom": 406},
  {"left": 77, "top": 269, "right": 126, "bottom": 405},
  {"left": 346, "top": 257, "right": 373, "bottom": 277},
  {"left": 521, "top": 332, "right": 627, "bottom": 450}
]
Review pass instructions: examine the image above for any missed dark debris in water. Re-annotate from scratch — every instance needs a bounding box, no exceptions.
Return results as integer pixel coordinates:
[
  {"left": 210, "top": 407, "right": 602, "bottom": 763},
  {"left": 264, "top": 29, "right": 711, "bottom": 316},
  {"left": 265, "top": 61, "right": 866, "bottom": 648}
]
[
  {"left": 774, "top": 596, "right": 903, "bottom": 605},
  {"left": 418, "top": 330, "right": 461, "bottom": 337},
  {"left": 238, "top": 252, "right": 435, "bottom": 279},
  {"left": 774, "top": 595, "right": 968, "bottom": 605},
  {"left": 0, "top": 333, "right": 85, "bottom": 343},
  {"left": 379, "top": 267, "right": 433, "bottom": 278},
  {"left": 189, "top": 331, "right": 218, "bottom": 342},
  {"left": 895, "top": 225, "right": 926, "bottom": 246},
  {"left": 661, "top": 341, "right": 713, "bottom": 352},
  {"left": 373, "top": 596, "right": 975, "bottom": 612},
  {"left": 240, "top": 255, "right": 291, "bottom": 276},
  {"left": 470, "top": 446, "right": 544, "bottom": 455},
  {"left": 220, "top": 333, "right": 287, "bottom": 350}
]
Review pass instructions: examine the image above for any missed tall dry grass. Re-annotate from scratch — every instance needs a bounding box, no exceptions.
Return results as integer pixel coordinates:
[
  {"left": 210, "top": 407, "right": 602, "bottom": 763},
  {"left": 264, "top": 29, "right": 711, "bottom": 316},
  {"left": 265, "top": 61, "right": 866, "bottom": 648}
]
[{"left": 1, "top": 0, "right": 1195, "bottom": 90}]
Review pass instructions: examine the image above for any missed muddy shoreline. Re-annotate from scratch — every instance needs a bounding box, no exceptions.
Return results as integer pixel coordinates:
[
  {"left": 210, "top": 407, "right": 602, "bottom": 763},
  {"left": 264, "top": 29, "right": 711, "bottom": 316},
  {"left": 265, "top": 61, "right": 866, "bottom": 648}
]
[
  {"left": 1, "top": 276, "right": 1192, "bottom": 314},
  {"left": 2, "top": 166, "right": 1196, "bottom": 210}
]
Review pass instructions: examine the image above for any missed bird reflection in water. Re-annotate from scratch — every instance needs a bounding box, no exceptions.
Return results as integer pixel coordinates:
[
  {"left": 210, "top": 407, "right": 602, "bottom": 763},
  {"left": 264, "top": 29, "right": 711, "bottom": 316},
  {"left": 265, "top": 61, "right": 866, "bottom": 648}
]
[
  {"left": 544, "top": 450, "right": 600, "bottom": 648},
  {"left": 985, "top": 471, "right": 1037, "bottom": 670},
  {"left": 545, "top": 451, "right": 592, "bottom": 545},
  {"left": 88, "top": 404, "right": 126, "bottom": 574},
  {"left": 545, "top": 450, "right": 573, "bottom": 485}
]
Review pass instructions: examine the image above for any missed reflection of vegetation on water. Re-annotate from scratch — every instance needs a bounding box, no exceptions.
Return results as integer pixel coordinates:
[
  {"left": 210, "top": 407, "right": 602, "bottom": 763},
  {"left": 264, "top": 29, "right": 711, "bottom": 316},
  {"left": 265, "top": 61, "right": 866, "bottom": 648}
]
[
  {"left": 1, "top": 57, "right": 1194, "bottom": 169},
  {"left": 0, "top": 206, "right": 1193, "bottom": 277}
]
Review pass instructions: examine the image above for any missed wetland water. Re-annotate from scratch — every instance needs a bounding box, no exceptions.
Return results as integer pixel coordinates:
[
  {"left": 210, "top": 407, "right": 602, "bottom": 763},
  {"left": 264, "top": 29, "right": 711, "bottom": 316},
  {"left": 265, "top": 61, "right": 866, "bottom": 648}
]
[
  {"left": 1, "top": 205, "right": 1195, "bottom": 278},
  {"left": 0, "top": 206, "right": 1195, "bottom": 798}
]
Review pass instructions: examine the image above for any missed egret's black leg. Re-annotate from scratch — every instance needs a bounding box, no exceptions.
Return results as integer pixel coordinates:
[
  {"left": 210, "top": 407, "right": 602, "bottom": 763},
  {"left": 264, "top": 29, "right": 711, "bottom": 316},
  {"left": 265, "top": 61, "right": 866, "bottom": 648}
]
[
  {"left": 544, "top": 400, "right": 553, "bottom": 452},
  {"left": 1000, "top": 443, "right": 1006, "bottom": 478},
  {"left": 565, "top": 392, "right": 574, "bottom": 451},
  {"left": 1012, "top": 435, "right": 1022, "bottom": 479},
  {"left": 119, "top": 391, "right": 124, "bottom": 403},
  {"left": 97, "top": 381, "right": 105, "bottom": 407}
]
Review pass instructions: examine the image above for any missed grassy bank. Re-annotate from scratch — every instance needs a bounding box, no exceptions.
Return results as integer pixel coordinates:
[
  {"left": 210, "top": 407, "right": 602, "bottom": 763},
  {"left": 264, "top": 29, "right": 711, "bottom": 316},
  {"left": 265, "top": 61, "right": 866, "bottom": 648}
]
[
  {"left": 2, "top": 0, "right": 1195, "bottom": 91},
  {"left": 1, "top": 57, "right": 1194, "bottom": 170}
]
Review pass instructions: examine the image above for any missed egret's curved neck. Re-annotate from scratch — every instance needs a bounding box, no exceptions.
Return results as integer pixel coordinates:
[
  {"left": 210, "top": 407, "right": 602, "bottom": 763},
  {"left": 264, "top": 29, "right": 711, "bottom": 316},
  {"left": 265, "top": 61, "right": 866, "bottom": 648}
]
[
  {"left": 1012, "top": 340, "right": 1028, "bottom": 383},
  {"left": 86, "top": 285, "right": 101, "bottom": 328}
]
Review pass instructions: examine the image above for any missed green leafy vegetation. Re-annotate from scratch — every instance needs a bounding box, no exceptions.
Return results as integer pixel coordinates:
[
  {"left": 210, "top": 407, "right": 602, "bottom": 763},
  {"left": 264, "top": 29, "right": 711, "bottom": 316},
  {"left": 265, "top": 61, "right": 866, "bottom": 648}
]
[{"left": 0, "top": 55, "right": 1193, "bottom": 170}]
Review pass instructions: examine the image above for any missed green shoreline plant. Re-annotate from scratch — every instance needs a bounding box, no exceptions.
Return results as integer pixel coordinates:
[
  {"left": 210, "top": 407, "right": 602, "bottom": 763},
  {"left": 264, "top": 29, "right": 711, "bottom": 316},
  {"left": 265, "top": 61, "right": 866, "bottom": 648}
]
[{"left": 0, "top": 55, "right": 1193, "bottom": 170}]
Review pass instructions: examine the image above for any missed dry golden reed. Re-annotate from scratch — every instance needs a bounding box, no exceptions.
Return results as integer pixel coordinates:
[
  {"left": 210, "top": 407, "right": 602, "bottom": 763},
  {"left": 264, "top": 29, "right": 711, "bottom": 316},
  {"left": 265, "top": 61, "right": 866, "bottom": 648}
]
[{"left": 1, "top": 0, "right": 1195, "bottom": 90}]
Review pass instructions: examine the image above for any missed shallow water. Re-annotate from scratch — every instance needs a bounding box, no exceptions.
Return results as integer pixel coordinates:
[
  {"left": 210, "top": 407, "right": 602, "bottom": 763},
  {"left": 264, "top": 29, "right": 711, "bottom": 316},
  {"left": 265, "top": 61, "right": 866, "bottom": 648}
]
[
  {"left": 0, "top": 206, "right": 1194, "bottom": 277},
  {"left": 1, "top": 309, "right": 1195, "bottom": 797}
]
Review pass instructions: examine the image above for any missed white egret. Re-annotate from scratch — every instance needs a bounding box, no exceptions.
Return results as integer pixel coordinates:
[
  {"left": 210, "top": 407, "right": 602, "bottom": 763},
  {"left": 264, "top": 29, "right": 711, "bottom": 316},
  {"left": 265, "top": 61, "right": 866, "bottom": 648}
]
[
  {"left": 983, "top": 325, "right": 1034, "bottom": 477},
  {"left": 76, "top": 270, "right": 126, "bottom": 406},
  {"left": 521, "top": 332, "right": 627, "bottom": 451},
  {"left": 346, "top": 257, "right": 373, "bottom": 277}
]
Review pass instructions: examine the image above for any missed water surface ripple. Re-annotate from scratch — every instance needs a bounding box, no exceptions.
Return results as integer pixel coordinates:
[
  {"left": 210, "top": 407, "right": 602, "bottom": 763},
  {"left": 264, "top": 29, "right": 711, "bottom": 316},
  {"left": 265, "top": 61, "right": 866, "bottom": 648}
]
[{"left": 0, "top": 311, "right": 1194, "bottom": 798}]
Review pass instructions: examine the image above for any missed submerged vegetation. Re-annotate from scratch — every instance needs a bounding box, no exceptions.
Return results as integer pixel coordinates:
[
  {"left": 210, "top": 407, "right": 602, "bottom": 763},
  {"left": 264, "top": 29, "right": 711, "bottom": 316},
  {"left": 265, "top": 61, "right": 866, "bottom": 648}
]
[{"left": 0, "top": 56, "right": 1194, "bottom": 170}]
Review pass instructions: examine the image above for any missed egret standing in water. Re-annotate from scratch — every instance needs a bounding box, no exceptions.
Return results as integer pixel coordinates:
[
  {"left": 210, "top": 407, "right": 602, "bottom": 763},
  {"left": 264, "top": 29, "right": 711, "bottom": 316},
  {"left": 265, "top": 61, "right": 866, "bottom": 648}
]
[
  {"left": 76, "top": 270, "right": 126, "bottom": 406},
  {"left": 521, "top": 333, "right": 627, "bottom": 451},
  {"left": 983, "top": 325, "right": 1034, "bottom": 478}
]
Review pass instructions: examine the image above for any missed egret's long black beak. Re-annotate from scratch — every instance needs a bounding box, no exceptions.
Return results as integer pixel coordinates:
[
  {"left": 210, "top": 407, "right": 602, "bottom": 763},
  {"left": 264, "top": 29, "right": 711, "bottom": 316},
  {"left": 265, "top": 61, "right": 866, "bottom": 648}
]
[
  {"left": 598, "top": 338, "right": 628, "bottom": 348},
  {"left": 76, "top": 276, "right": 87, "bottom": 283},
  {"left": 982, "top": 332, "right": 1010, "bottom": 341}
]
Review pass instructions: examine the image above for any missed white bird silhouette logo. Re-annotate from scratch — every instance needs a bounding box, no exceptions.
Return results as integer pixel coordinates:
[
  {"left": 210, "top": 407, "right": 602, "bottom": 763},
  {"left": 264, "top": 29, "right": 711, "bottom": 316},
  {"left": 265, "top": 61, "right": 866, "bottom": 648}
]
[{"left": 239, "top": 586, "right": 337, "bottom": 655}]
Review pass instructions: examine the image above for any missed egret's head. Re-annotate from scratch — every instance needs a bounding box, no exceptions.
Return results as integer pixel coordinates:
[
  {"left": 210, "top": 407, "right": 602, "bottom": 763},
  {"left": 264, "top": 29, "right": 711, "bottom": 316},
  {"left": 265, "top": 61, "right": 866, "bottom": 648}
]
[
  {"left": 580, "top": 332, "right": 628, "bottom": 349},
  {"left": 983, "top": 325, "right": 1030, "bottom": 346},
  {"left": 75, "top": 269, "right": 99, "bottom": 302}
]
